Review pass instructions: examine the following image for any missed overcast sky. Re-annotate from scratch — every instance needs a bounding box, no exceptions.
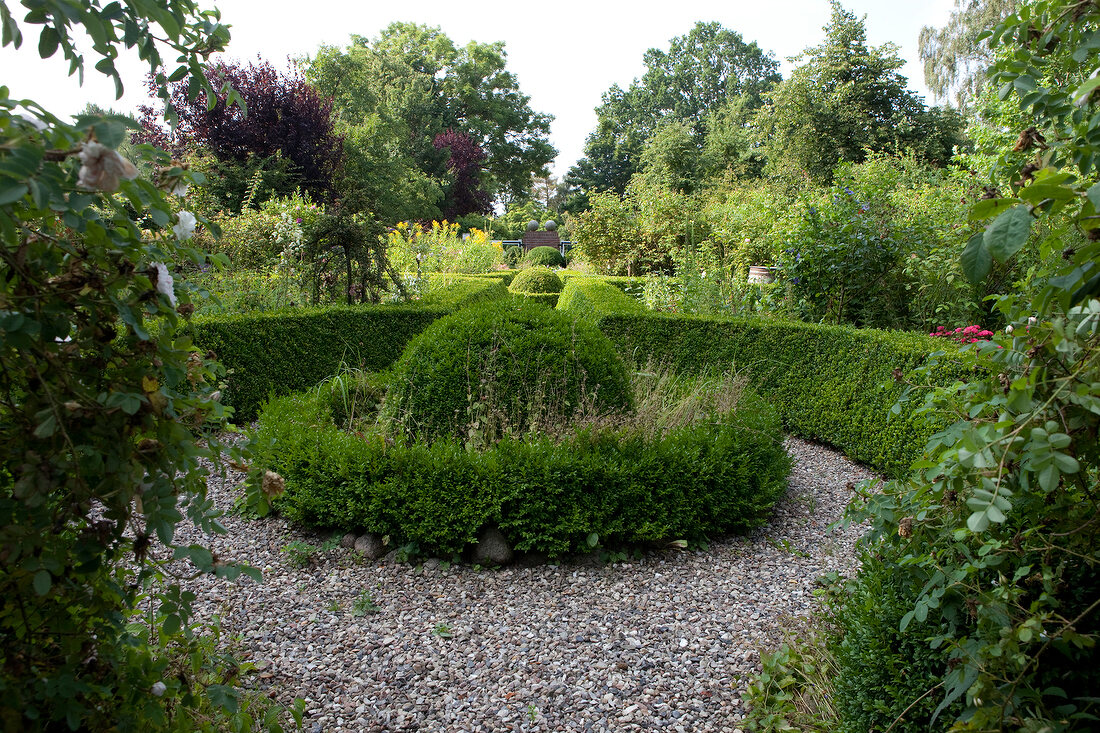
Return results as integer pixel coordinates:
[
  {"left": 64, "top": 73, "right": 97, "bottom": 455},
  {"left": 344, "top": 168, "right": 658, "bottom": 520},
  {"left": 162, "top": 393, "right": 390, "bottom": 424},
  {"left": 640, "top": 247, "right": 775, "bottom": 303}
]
[{"left": 1, "top": 0, "right": 958, "bottom": 177}]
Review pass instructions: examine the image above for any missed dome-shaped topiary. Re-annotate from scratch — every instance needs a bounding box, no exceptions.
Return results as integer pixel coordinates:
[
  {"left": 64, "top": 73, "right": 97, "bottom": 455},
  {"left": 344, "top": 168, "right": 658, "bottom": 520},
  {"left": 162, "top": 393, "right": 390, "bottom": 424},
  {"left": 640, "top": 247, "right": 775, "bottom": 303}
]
[
  {"left": 523, "top": 245, "right": 565, "bottom": 268},
  {"left": 509, "top": 266, "right": 564, "bottom": 294},
  {"left": 381, "top": 301, "right": 633, "bottom": 443}
]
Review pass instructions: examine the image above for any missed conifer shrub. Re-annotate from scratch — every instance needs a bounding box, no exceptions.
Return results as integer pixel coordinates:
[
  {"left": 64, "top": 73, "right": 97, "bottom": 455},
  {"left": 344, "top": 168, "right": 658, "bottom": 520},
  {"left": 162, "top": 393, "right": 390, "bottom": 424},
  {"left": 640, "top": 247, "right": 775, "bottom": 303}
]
[{"left": 380, "top": 300, "right": 633, "bottom": 443}]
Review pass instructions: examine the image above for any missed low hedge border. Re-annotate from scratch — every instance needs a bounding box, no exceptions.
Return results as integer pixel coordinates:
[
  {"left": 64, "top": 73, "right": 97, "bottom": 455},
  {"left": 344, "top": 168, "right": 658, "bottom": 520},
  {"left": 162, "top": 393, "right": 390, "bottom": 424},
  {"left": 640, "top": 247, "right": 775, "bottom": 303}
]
[
  {"left": 556, "top": 278, "right": 646, "bottom": 322},
  {"left": 512, "top": 292, "right": 559, "bottom": 308},
  {"left": 191, "top": 278, "right": 507, "bottom": 420},
  {"left": 255, "top": 386, "right": 790, "bottom": 558},
  {"left": 558, "top": 279, "right": 980, "bottom": 477}
]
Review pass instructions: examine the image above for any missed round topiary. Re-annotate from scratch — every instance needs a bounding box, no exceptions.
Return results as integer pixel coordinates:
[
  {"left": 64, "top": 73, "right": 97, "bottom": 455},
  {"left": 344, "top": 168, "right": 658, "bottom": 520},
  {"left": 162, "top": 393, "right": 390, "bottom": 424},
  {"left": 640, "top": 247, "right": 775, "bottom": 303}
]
[
  {"left": 509, "top": 266, "right": 564, "bottom": 294},
  {"left": 381, "top": 300, "right": 633, "bottom": 442},
  {"left": 524, "top": 245, "right": 565, "bottom": 268}
]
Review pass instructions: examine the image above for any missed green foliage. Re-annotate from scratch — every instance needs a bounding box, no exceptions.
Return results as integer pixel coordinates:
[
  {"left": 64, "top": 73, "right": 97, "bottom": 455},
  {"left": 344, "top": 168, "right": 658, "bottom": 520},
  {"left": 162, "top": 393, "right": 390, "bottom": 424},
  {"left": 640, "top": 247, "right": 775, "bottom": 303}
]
[
  {"left": 253, "top": 379, "right": 789, "bottom": 558},
  {"left": 0, "top": 2, "right": 299, "bottom": 729},
  {"left": 570, "top": 182, "right": 705, "bottom": 276},
  {"left": 184, "top": 268, "right": 310, "bottom": 317},
  {"left": 566, "top": 21, "right": 780, "bottom": 195},
  {"left": 386, "top": 220, "right": 503, "bottom": 276},
  {"left": 758, "top": 1, "right": 968, "bottom": 184},
  {"left": 381, "top": 299, "right": 633, "bottom": 443},
  {"left": 779, "top": 156, "right": 990, "bottom": 330},
  {"left": 508, "top": 266, "right": 564, "bottom": 294},
  {"left": 189, "top": 304, "right": 443, "bottom": 421},
  {"left": 558, "top": 280, "right": 979, "bottom": 477},
  {"left": 555, "top": 278, "right": 647, "bottom": 323},
  {"left": 829, "top": 551, "right": 962, "bottom": 732},
  {"left": 301, "top": 23, "right": 555, "bottom": 207},
  {"left": 834, "top": 4, "right": 1100, "bottom": 730},
  {"left": 503, "top": 244, "right": 523, "bottom": 268},
  {"left": 522, "top": 245, "right": 565, "bottom": 268},
  {"left": 199, "top": 191, "right": 322, "bottom": 271},
  {"left": 189, "top": 276, "right": 507, "bottom": 420},
  {"left": 918, "top": 0, "right": 1021, "bottom": 109}
]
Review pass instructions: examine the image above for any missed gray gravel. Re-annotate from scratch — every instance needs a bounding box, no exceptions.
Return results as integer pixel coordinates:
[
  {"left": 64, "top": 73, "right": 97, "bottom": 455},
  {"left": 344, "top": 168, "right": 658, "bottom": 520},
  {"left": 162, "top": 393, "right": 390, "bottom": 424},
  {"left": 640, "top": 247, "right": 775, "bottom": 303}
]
[{"left": 175, "top": 436, "right": 876, "bottom": 732}]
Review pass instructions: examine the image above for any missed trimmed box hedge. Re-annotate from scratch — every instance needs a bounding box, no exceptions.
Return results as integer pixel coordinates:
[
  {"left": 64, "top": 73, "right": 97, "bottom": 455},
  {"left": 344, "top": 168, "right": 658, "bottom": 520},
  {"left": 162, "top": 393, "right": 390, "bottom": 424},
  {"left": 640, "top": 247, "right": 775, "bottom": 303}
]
[
  {"left": 255, "top": 386, "right": 790, "bottom": 558},
  {"left": 558, "top": 279, "right": 980, "bottom": 477},
  {"left": 191, "top": 278, "right": 507, "bottom": 420}
]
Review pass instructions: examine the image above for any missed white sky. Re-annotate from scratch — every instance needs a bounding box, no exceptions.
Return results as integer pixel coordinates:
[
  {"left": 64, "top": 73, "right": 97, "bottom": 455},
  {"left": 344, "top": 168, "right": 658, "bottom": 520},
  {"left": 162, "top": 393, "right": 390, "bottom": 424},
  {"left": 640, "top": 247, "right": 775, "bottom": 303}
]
[{"left": 1, "top": 0, "right": 957, "bottom": 178}]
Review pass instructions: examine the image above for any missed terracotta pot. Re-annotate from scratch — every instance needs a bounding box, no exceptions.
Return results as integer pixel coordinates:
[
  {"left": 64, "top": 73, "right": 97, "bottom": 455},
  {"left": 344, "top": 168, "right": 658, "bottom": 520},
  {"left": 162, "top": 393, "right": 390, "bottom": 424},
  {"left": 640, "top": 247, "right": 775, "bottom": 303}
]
[{"left": 747, "top": 266, "right": 775, "bottom": 284}]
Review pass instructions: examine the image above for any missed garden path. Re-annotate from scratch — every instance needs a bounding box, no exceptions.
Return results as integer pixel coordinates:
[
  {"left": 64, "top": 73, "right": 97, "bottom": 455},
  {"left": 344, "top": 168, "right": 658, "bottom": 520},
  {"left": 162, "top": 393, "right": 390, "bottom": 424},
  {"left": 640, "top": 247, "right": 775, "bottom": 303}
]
[{"left": 179, "top": 436, "right": 876, "bottom": 732}]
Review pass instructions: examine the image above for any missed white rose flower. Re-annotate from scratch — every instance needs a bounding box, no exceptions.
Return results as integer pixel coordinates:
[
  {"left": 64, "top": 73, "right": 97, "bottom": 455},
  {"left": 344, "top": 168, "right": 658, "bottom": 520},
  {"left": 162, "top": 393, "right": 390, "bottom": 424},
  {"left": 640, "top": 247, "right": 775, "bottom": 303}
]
[
  {"left": 151, "top": 262, "right": 177, "bottom": 307},
  {"left": 77, "top": 141, "right": 138, "bottom": 192},
  {"left": 172, "top": 210, "right": 196, "bottom": 241},
  {"left": 150, "top": 681, "right": 167, "bottom": 697},
  {"left": 171, "top": 180, "right": 190, "bottom": 197}
]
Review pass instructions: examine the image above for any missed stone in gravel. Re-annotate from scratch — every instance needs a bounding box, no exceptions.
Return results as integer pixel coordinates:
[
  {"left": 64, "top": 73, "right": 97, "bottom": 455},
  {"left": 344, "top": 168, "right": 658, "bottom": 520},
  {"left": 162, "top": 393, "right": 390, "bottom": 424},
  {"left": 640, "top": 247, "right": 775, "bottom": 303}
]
[
  {"left": 339, "top": 532, "right": 357, "bottom": 549},
  {"left": 472, "top": 526, "right": 513, "bottom": 565},
  {"left": 353, "top": 533, "right": 386, "bottom": 560}
]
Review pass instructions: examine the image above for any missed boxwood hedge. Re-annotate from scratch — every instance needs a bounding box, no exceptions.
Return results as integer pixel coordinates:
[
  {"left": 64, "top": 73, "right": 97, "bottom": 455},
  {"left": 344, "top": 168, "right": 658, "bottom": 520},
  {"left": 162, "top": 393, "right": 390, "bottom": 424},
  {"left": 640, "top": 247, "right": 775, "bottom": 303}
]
[
  {"left": 557, "top": 279, "right": 980, "bottom": 477},
  {"left": 191, "top": 277, "right": 507, "bottom": 420},
  {"left": 254, "top": 385, "right": 790, "bottom": 557}
]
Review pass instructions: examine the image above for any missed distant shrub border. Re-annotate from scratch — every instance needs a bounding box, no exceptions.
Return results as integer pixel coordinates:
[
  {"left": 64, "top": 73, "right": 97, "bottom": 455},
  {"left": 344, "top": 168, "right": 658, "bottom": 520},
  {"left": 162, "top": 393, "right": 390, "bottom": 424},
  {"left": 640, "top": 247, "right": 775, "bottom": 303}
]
[
  {"left": 253, "top": 386, "right": 790, "bottom": 558},
  {"left": 190, "top": 278, "right": 507, "bottom": 419},
  {"left": 557, "top": 279, "right": 980, "bottom": 477}
]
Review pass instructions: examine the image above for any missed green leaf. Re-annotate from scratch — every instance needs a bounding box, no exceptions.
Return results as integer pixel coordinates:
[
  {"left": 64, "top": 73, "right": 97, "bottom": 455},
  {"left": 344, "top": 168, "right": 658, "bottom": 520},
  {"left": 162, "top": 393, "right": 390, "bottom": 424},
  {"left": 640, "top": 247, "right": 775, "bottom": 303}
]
[
  {"left": 984, "top": 206, "right": 1032, "bottom": 262},
  {"left": 0, "top": 183, "right": 28, "bottom": 206},
  {"left": 33, "top": 413, "right": 57, "bottom": 438},
  {"left": 0, "top": 2, "right": 24, "bottom": 48},
  {"left": 586, "top": 532, "right": 599, "bottom": 548},
  {"left": 968, "top": 198, "right": 1020, "bottom": 221},
  {"left": 32, "top": 570, "right": 51, "bottom": 595},
  {"left": 967, "top": 510, "right": 990, "bottom": 533},
  {"left": 1087, "top": 183, "right": 1100, "bottom": 211},
  {"left": 37, "top": 26, "right": 59, "bottom": 58},
  {"left": 961, "top": 233, "right": 992, "bottom": 285},
  {"left": 1073, "top": 75, "right": 1100, "bottom": 106},
  {"left": 162, "top": 613, "right": 181, "bottom": 635}
]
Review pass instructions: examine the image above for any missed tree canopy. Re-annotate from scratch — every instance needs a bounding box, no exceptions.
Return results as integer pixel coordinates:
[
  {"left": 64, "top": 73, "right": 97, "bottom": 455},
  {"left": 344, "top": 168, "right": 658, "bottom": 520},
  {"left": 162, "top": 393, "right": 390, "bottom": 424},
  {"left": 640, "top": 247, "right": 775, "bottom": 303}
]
[
  {"left": 301, "top": 23, "right": 555, "bottom": 217},
  {"left": 757, "top": 1, "right": 968, "bottom": 183},
  {"left": 565, "top": 21, "right": 780, "bottom": 199},
  {"left": 919, "top": 0, "right": 1020, "bottom": 109}
]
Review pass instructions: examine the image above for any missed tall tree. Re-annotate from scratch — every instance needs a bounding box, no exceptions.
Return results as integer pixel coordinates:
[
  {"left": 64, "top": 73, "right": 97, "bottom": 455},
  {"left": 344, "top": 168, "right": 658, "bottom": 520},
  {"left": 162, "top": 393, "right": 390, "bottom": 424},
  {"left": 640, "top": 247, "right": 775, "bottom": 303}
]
[
  {"left": 758, "top": 1, "right": 968, "bottom": 183},
  {"left": 139, "top": 58, "right": 344, "bottom": 209},
  {"left": 302, "top": 24, "right": 556, "bottom": 210},
  {"left": 919, "top": 0, "right": 1020, "bottom": 109},
  {"left": 567, "top": 22, "right": 781, "bottom": 199}
]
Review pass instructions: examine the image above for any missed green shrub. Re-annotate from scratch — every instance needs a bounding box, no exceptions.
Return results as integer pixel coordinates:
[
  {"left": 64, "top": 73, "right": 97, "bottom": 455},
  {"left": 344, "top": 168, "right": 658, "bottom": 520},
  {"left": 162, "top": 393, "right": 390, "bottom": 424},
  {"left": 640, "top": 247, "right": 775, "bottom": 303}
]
[
  {"left": 524, "top": 245, "right": 565, "bottom": 268},
  {"left": 254, "top": 382, "right": 789, "bottom": 557},
  {"left": 509, "top": 266, "right": 564, "bottom": 294},
  {"left": 417, "top": 277, "right": 508, "bottom": 310},
  {"left": 190, "top": 278, "right": 508, "bottom": 420},
  {"left": 829, "top": 551, "right": 961, "bottom": 732},
  {"left": 380, "top": 300, "right": 633, "bottom": 443},
  {"left": 558, "top": 279, "right": 978, "bottom": 477},
  {"left": 504, "top": 245, "right": 524, "bottom": 268},
  {"left": 511, "top": 292, "right": 559, "bottom": 308},
  {"left": 556, "top": 278, "right": 646, "bottom": 322}
]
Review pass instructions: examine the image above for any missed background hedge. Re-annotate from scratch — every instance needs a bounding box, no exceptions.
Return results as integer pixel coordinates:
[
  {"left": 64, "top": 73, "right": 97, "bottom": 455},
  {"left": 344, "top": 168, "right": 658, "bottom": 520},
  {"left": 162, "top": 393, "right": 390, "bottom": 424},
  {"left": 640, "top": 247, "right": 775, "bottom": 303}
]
[
  {"left": 255, "top": 386, "right": 790, "bottom": 557},
  {"left": 191, "top": 278, "right": 507, "bottom": 420},
  {"left": 557, "top": 279, "right": 979, "bottom": 477}
]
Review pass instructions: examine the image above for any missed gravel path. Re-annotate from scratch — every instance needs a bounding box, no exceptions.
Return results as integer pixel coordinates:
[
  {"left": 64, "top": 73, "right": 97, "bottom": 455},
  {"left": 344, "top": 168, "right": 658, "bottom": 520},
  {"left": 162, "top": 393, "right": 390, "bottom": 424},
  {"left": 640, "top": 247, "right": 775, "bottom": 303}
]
[{"left": 177, "top": 436, "right": 877, "bottom": 732}]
